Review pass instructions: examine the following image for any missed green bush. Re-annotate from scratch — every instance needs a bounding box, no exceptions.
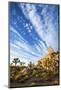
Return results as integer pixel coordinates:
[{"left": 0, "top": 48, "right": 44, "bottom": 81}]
[
  {"left": 31, "top": 82, "right": 36, "bottom": 86},
  {"left": 35, "top": 74, "right": 39, "bottom": 77},
  {"left": 23, "top": 75, "right": 29, "bottom": 80}
]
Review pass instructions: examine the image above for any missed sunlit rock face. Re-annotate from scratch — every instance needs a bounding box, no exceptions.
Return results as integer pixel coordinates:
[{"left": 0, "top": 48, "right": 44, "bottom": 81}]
[
  {"left": 48, "top": 47, "right": 54, "bottom": 54},
  {"left": 37, "top": 48, "right": 59, "bottom": 72}
]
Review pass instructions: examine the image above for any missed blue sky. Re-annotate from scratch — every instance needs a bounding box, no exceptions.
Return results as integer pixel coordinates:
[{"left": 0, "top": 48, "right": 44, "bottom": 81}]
[{"left": 10, "top": 2, "right": 59, "bottom": 64}]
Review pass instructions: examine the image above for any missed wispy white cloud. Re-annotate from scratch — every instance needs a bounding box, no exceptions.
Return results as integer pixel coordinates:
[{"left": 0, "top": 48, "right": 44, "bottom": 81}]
[
  {"left": 10, "top": 25, "right": 42, "bottom": 56},
  {"left": 10, "top": 26, "right": 26, "bottom": 42},
  {"left": 20, "top": 3, "right": 58, "bottom": 52},
  {"left": 10, "top": 43, "right": 40, "bottom": 64}
]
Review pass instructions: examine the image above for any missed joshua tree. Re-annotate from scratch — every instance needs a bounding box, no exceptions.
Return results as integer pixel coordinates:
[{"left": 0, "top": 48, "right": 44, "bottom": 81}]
[
  {"left": 12, "top": 58, "right": 20, "bottom": 66},
  {"left": 28, "top": 61, "right": 34, "bottom": 69},
  {"left": 20, "top": 62, "right": 25, "bottom": 66},
  {"left": 10, "top": 62, "right": 13, "bottom": 66}
]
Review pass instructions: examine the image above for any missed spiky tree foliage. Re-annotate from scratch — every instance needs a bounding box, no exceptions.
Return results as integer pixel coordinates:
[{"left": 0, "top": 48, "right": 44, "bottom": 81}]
[
  {"left": 28, "top": 61, "right": 34, "bottom": 69},
  {"left": 12, "top": 58, "right": 20, "bottom": 66},
  {"left": 20, "top": 62, "right": 25, "bottom": 66}
]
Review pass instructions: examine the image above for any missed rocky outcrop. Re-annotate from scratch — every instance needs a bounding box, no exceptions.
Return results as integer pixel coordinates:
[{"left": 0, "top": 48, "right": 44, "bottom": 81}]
[
  {"left": 37, "top": 48, "right": 59, "bottom": 73},
  {"left": 15, "top": 68, "right": 28, "bottom": 80}
]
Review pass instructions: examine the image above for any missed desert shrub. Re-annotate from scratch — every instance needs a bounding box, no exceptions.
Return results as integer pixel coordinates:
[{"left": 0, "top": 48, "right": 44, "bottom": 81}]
[
  {"left": 31, "top": 82, "right": 36, "bottom": 86},
  {"left": 32, "top": 69, "right": 36, "bottom": 76},
  {"left": 23, "top": 75, "right": 29, "bottom": 80},
  {"left": 35, "top": 74, "right": 39, "bottom": 77}
]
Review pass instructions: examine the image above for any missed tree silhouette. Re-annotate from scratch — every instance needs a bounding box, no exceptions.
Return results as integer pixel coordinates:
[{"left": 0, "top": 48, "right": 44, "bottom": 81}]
[
  {"left": 12, "top": 58, "right": 20, "bottom": 66},
  {"left": 10, "top": 62, "right": 13, "bottom": 66},
  {"left": 20, "top": 62, "right": 25, "bottom": 66},
  {"left": 28, "top": 61, "right": 34, "bottom": 69}
]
